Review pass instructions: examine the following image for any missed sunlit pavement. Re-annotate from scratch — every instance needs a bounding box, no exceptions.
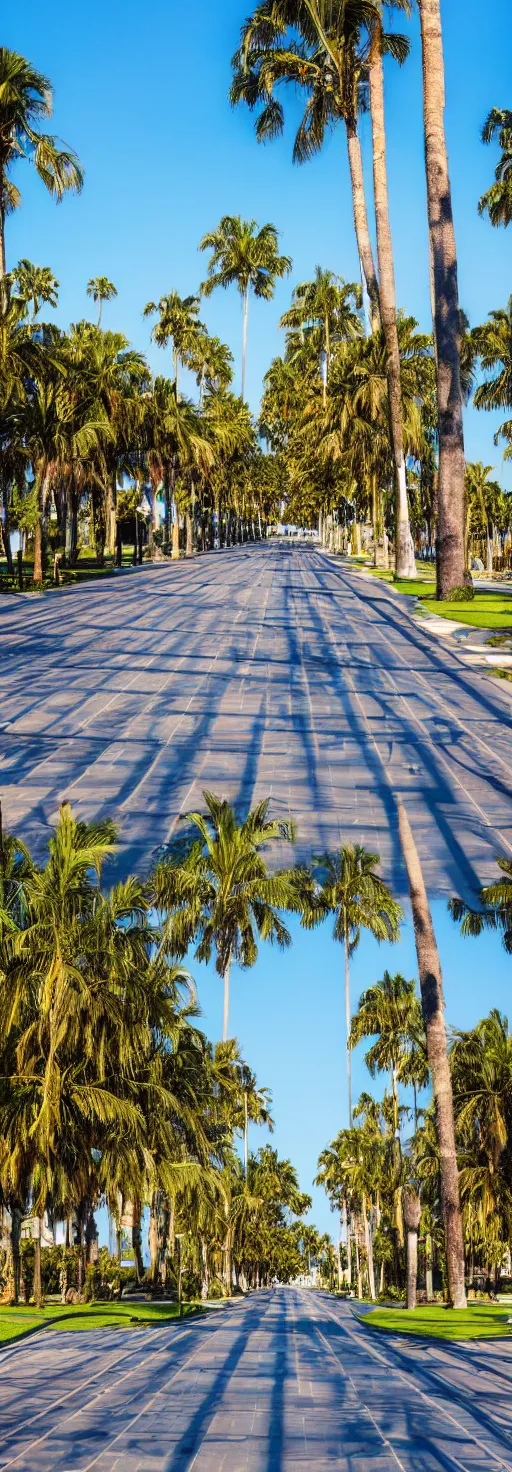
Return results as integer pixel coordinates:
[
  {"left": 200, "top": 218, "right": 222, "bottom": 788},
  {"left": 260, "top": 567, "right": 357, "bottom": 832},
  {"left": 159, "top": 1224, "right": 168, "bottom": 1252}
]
[
  {"left": 1, "top": 542, "right": 512, "bottom": 897},
  {"left": 1, "top": 1289, "right": 512, "bottom": 1469}
]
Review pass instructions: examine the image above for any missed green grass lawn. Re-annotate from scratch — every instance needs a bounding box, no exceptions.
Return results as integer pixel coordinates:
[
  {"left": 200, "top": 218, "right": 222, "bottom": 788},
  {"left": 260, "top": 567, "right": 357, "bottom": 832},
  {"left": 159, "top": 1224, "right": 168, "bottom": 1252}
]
[
  {"left": 0, "top": 1300, "right": 200, "bottom": 1346},
  {"left": 358, "top": 1302, "right": 512, "bottom": 1339},
  {"left": 367, "top": 568, "right": 512, "bottom": 629}
]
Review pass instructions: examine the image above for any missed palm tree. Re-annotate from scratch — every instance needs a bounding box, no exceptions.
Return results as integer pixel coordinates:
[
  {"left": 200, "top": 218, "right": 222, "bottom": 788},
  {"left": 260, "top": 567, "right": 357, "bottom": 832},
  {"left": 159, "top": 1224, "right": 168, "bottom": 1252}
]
[
  {"left": 143, "top": 291, "right": 203, "bottom": 394},
  {"left": 479, "top": 108, "right": 512, "bottom": 229},
  {"left": 350, "top": 971, "right": 421, "bottom": 1140},
  {"left": 417, "top": 0, "right": 467, "bottom": 600},
  {"left": 153, "top": 791, "right": 297, "bottom": 1041},
  {"left": 188, "top": 331, "right": 234, "bottom": 402},
  {"left": 230, "top": 0, "right": 381, "bottom": 330},
  {"left": 0, "top": 48, "right": 83, "bottom": 275},
  {"left": 464, "top": 462, "right": 503, "bottom": 576},
  {"left": 279, "top": 267, "right": 362, "bottom": 404},
  {"left": 12, "top": 261, "right": 59, "bottom": 320},
  {"left": 473, "top": 298, "right": 512, "bottom": 461},
  {"left": 450, "top": 854, "right": 512, "bottom": 952},
  {"left": 86, "top": 277, "right": 118, "bottom": 327},
  {"left": 199, "top": 216, "right": 292, "bottom": 400},
  {"left": 397, "top": 797, "right": 466, "bottom": 1308},
  {"left": 300, "top": 846, "right": 402, "bottom": 1124}
]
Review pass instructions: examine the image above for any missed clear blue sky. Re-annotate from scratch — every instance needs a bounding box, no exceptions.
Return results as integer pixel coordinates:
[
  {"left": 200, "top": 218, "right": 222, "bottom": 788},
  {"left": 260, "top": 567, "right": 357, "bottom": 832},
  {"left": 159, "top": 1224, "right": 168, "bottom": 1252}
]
[
  {"left": 8, "top": 3, "right": 512, "bottom": 1239},
  {"left": 6, "top": 0, "right": 512, "bottom": 482}
]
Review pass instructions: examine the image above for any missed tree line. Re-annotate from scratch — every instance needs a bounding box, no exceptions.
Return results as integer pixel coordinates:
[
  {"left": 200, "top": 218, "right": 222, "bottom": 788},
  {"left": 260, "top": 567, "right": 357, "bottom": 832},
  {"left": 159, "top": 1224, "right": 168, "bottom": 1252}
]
[
  {"left": 3, "top": 784, "right": 510, "bottom": 1309},
  {"left": 230, "top": 0, "right": 512, "bottom": 598}
]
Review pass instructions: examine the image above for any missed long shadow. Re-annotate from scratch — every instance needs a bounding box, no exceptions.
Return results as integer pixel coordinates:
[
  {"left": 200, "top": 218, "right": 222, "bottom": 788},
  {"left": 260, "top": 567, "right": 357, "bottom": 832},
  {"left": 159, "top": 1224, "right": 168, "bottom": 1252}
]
[
  {"left": 351, "top": 1316, "right": 512, "bottom": 1459},
  {"left": 305, "top": 560, "right": 504, "bottom": 897},
  {"left": 320, "top": 553, "right": 512, "bottom": 733},
  {"left": 163, "top": 1296, "right": 272, "bottom": 1470}
]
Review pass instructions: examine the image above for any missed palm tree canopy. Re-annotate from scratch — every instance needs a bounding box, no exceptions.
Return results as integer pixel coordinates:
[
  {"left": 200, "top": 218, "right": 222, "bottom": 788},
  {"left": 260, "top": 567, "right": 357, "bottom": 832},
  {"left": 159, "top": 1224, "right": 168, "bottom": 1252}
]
[
  {"left": 479, "top": 108, "right": 512, "bottom": 229},
  {"left": 153, "top": 790, "right": 298, "bottom": 977},
  {"left": 0, "top": 48, "right": 83, "bottom": 220},
  {"left": 300, "top": 843, "right": 403, "bottom": 951},
  {"left": 13, "top": 260, "right": 59, "bottom": 318},
  {"left": 87, "top": 276, "right": 118, "bottom": 305},
  {"left": 199, "top": 215, "right": 292, "bottom": 301},
  {"left": 350, "top": 970, "right": 422, "bottom": 1079}
]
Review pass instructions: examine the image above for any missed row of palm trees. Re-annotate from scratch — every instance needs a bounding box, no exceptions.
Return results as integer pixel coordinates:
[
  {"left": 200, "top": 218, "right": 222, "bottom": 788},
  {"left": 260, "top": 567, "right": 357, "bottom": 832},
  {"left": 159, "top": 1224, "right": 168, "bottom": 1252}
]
[
  {"left": 319, "top": 991, "right": 512, "bottom": 1307},
  {"left": 0, "top": 263, "right": 284, "bottom": 582},
  {"left": 259, "top": 265, "right": 512, "bottom": 573},
  {"left": 229, "top": 0, "right": 511, "bottom": 597},
  {"left": 4, "top": 779, "right": 502, "bottom": 1309},
  {"left": 0, "top": 797, "right": 322, "bottom": 1303}
]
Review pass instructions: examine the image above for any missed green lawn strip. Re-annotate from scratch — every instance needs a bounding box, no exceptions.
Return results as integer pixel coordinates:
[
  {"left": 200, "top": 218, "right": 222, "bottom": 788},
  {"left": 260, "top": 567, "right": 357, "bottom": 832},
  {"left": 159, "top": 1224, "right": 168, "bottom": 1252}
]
[
  {"left": 366, "top": 571, "right": 512, "bottom": 629},
  {"left": 356, "top": 1303, "right": 512, "bottom": 1340},
  {"left": 0, "top": 1300, "right": 202, "bottom": 1345}
]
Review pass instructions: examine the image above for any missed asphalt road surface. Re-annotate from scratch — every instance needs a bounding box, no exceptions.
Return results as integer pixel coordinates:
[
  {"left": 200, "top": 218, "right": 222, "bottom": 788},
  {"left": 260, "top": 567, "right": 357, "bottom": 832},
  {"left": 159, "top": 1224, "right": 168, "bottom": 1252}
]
[
  {"left": 1, "top": 1289, "right": 512, "bottom": 1470},
  {"left": 1, "top": 542, "right": 512, "bottom": 897}
]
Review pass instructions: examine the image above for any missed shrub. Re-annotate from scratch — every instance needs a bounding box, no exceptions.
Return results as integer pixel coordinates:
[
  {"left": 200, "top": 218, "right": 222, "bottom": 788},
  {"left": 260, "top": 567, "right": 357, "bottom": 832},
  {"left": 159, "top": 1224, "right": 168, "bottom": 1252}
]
[
  {"left": 444, "top": 583, "right": 475, "bottom": 602},
  {"left": 207, "top": 1278, "right": 226, "bottom": 1300}
]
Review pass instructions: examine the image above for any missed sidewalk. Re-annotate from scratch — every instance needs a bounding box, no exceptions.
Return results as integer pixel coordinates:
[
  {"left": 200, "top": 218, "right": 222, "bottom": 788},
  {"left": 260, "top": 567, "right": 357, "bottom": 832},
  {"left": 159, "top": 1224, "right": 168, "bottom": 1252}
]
[{"left": 319, "top": 548, "right": 512, "bottom": 690}]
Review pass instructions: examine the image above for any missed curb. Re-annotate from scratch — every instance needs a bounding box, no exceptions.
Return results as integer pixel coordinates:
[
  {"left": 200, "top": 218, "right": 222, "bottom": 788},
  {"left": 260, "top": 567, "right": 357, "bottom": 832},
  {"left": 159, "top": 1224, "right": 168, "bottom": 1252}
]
[{"left": 316, "top": 549, "right": 512, "bottom": 694}]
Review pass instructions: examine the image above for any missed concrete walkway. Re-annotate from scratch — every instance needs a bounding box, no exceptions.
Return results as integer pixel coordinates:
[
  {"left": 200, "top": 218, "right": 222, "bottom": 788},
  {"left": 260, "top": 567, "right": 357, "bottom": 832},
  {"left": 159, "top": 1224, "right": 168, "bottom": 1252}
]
[
  {"left": 1, "top": 1289, "right": 512, "bottom": 1470},
  {"left": 1, "top": 541, "right": 512, "bottom": 896}
]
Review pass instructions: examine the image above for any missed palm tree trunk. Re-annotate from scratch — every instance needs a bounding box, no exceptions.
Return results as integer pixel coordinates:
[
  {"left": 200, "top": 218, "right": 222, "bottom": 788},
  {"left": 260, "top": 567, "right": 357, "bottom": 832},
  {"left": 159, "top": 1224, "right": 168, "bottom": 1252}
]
[
  {"left": 344, "top": 927, "right": 352, "bottom": 1125},
  {"left": 107, "top": 474, "right": 117, "bottom": 558},
  {"left": 397, "top": 798, "right": 466, "bottom": 1308},
  {"left": 363, "top": 1196, "right": 376, "bottom": 1300},
  {"left": 222, "top": 959, "right": 231, "bottom": 1042},
  {"left": 172, "top": 507, "right": 180, "bottom": 560},
  {"left": 149, "top": 1193, "right": 159, "bottom": 1285},
  {"left": 200, "top": 1237, "right": 210, "bottom": 1299},
  {"left": 131, "top": 1200, "right": 144, "bottom": 1282},
  {"left": 425, "top": 1231, "right": 434, "bottom": 1300},
  {"left": 241, "top": 286, "right": 249, "bottom": 402},
  {"left": 244, "top": 1090, "right": 249, "bottom": 1176},
  {"left": 33, "top": 467, "right": 51, "bottom": 584},
  {"left": 419, "top": 0, "right": 467, "bottom": 599},
  {"left": 33, "top": 1224, "right": 43, "bottom": 1307},
  {"left": 369, "top": 37, "right": 415, "bottom": 581},
  {"left": 185, "top": 510, "right": 193, "bottom": 556},
  {"left": 345, "top": 120, "right": 381, "bottom": 331},
  {"left": 406, "top": 1228, "right": 418, "bottom": 1310},
  {"left": 0, "top": 192, "right": 6, "bottom": 276}
]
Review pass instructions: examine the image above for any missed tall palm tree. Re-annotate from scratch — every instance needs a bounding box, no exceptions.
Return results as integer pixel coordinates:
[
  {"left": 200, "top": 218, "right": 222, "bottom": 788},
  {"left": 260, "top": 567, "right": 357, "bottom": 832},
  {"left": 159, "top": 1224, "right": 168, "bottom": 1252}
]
[
  {"left": 0, "top": 48, "right": 83, "bottom": 275},
  {"left": 300, "top": 846, "right": 402, "bottom": 1124},
  {"left": 13, "top": 260, "right": 59, "bottom": 320},
  {"left": 199, "top": 216, "right": 292, "bottom": 400},
  {"left": 464, "top": 462, "right": 503, "bottom": 576},
  {"left": 230, "top": 0, "right": 381, "bottom": 330},
  {"left": 86, "top": 276, "right": 118, "bottom": 327},
  {"left": 279, "top": 267, "right": 362, "bottom": 404},
  {"left": 479, "top": 108, "right": 512, "bottom": 229},
  {"left": 350, "top": 970, "right": 421, "bottom": 1140},
  {"left": 417, "top": 0, "right": 467, "bottom": 599},
  {"left": 397, "top": 797, "right": 466, "bottom": 1308},
  {"left": 143, "top": 291, "right": 203, "bottom": 394},
  {"left": 153, "top": 791, "right": 297, "bottom": 1041}
]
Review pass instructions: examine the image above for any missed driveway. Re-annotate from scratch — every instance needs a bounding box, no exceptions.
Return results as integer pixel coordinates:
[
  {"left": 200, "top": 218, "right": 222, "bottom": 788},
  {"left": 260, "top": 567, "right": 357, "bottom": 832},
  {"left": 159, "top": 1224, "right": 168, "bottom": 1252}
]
[
  {"left": 1, "top": 1289, "right": 511, "bottom": 1469},
  {"left": 1, "top": 542, "right": 512, "bottom": 896}
]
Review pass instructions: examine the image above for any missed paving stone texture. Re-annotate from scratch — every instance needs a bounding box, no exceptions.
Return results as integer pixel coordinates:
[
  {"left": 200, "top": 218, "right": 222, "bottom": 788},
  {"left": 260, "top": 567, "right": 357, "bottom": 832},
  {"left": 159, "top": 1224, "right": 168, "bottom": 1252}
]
[
  {"left": 1, "top": 1289, "right": 512, "bottom": 1470},
  {"left": 1, "top": 542, "right": 512, "bottom": 898}
]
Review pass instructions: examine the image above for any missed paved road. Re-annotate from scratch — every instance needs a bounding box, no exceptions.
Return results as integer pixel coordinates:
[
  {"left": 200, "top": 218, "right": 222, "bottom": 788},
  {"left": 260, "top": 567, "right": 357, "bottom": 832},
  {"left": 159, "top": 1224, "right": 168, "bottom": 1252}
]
[
  {"left": 1, "top": 1289, "right": 512, "bottom": 1470},
  {"left": 1, "top": 542, "right": 512, "bottom": 896}
]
